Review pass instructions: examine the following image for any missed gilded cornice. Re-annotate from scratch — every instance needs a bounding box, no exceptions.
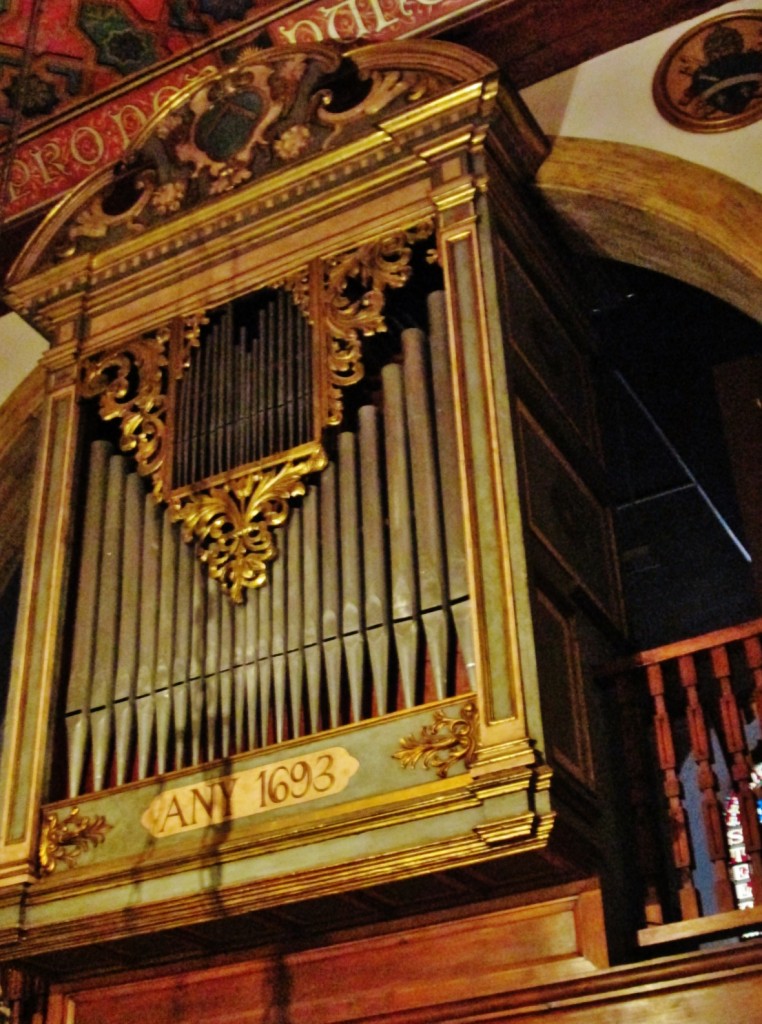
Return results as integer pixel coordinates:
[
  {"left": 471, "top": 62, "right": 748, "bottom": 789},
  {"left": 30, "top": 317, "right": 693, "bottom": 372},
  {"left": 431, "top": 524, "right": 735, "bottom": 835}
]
[
  {"left": 8, "top": 43, "right": 496, "bottom": 292},
  {"left": 13, "top": 819, "right": 555, "bottom": 958}
]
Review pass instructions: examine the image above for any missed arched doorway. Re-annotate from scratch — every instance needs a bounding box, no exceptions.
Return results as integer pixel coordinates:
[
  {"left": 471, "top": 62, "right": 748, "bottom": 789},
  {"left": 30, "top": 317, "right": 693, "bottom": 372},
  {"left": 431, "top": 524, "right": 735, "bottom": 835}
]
[{"left": 536, "top": 139, "right": 762, "bottom": 633}]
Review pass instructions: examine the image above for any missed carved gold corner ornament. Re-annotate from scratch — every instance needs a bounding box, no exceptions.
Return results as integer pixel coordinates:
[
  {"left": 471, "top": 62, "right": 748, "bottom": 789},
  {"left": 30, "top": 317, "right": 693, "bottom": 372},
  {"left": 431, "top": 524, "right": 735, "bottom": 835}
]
[
  {"left": 320, "top": 220, "right": 434, "bottom": 424},
  {"left": 169, "top": 448, "right": 328, "bottom": 602},
  {"left": 393, "top": 701, "right": 479, "bottom": 778},
  {"left": 38, "top": 807, "right": 112, "bottom": 875},
  {"left": 78, "top": 329, "right": 170, "bottom": 502}
]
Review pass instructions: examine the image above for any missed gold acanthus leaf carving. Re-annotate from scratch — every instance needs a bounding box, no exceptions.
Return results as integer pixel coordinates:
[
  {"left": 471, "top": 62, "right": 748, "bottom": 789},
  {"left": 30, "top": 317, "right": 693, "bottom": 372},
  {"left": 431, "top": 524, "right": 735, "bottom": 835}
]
[
  {"left": 179, "top": 311, "right": 209, "bottom": 376},
  {"left": 39, "top": 807, "right": 112, "bottom": 875},
  {"left": 324, "top": 221, "right": 434, "bottom": 425},
  {"left": 78, "top": 330, "right": 169, "bottom": 501},
  {"left": 57, "top": 172, "right": 154, "bottom": 260},
  {"left": 393, "top": 701, "right": 479, "bottom": 778},
  {"left": 170, "top": 447, "right": 328, "bottom": 603}
]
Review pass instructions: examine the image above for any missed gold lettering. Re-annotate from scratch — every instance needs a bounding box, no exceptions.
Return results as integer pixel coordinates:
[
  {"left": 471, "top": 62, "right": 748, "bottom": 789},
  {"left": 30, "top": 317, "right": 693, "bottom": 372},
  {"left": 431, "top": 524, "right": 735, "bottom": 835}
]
[
  {"left": 108, "top": 103, "right": 148, "bottom": 150},
  {"left": 29, "top": 142, "right": 67, "bottom": 184},
  {"left": 158, "top": 795, "right": 188, "bottom": 833},
  {"left": 152, "top": 85, "right": 181, "bottom": 115},
  {"left": 319, "top": 0, "right": 368, "bottom": 40},
  {"left": 7, "top": 158, "right": 31, "bottom": 202},
  {"left": 365, "top": 0, "right": 400, "bottom": 32},
  {"left": 277, "top": 16, "right": 324, "bottom": 44},
  {"left": 71, "top": 125, "right": 105, "bottom": 167}
]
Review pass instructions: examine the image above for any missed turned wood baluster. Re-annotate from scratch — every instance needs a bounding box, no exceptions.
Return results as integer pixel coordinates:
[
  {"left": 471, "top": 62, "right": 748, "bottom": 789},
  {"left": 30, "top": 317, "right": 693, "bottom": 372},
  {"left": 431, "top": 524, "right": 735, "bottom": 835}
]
[
  {"left": 744, "top": 636, "right": 762, "bottom": 739},
  {"left": 616, "top": 673, "right": 664, "bottom": 926},
  {"left": 0, "top": 966, "right": 42, "bottom": 1024},
  {"left": 677, "top": 654, "right": 735, "bottom": 913},
  {"left": 709, "top": 644, "right": 762, "bottom": 904},
  {"left": 646, "top": 663, "right": 700, "bottom": 919}
]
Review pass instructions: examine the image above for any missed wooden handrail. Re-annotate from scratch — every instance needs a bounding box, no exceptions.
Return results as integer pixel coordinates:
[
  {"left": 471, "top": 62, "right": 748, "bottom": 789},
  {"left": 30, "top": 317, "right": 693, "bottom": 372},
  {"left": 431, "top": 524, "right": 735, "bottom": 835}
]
[{"left": 600, "top": 617, "right": 762, "bottom": 675}]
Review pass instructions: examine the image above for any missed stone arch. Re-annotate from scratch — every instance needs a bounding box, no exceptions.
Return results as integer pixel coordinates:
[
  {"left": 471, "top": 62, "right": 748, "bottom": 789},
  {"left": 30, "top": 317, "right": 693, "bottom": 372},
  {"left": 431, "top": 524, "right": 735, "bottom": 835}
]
[{"left": 535, "top": 137, "right": 762, "bottom": 323}]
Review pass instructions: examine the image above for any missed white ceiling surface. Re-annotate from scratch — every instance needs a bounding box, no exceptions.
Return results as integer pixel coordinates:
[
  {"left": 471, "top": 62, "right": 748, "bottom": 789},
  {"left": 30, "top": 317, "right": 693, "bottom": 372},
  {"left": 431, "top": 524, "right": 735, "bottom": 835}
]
[{"left": 521, "top": 0, "right": 762, "bottom": 197}]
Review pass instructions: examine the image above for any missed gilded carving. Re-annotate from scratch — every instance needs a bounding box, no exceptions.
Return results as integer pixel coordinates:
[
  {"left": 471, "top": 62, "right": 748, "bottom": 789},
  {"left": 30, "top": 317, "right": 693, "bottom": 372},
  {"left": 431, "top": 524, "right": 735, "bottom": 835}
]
[
  {"left": 316, "top": 66, "right": 445, "bottom": 143},
  {"left": 170, "top": 447, "right": 328, "bottom": 602},
  {"left": 39, "top": 807, "right": 112, "bottom": 875},
  {"left": 40, "top": 48, "right": 446, "bottom": 269},
  {"left": 323, "top": 221, "right": 434, "bottom": 424},
  {"left": 78, "top": 329, "right": 169, "bottom": 501},
  {"left": 282, "top": 268, "right": 312, "bottom": 322},
  {"left": 79, "top": 219, "right": 434, "bottom": 597},
  {"left": 56, "top": 175, "right": 153, "bottom": 261},
  {"left": 393, "top": 701, "right": 479, "bottom": 778},
  {"left": 179, "top": 311, "right": 209, "bottom": 376}
]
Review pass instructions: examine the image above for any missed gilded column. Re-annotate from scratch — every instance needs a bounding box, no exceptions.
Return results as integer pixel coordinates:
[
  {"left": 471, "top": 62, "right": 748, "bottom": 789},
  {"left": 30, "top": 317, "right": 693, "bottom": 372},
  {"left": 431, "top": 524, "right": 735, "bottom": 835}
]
[
  {"left": 432, "top": 143, "right": 546, "bottom": 775},
  {"left": 0, "top": 341, "right": 81, "bottom": 898}
]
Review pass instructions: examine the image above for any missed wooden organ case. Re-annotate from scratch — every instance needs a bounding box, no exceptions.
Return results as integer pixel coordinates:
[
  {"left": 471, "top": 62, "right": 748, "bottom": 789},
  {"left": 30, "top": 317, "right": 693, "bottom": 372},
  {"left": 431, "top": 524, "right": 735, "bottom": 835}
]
[{"left": 0, "top": 40, "right": 622, "bottom": 986}]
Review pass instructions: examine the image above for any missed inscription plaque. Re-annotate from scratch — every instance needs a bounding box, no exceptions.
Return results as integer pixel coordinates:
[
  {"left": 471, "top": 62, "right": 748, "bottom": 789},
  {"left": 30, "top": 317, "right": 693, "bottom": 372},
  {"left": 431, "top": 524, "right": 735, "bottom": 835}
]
[{"left": 141, "top": 747, "right": 360, "bottom": 837}]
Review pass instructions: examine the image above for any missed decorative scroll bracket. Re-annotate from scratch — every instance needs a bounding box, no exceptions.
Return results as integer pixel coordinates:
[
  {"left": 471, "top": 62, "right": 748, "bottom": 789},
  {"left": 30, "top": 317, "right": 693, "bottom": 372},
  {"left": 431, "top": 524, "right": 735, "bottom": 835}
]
[{"left": 78, "top": 329, "right": 170, "bottom": 502}]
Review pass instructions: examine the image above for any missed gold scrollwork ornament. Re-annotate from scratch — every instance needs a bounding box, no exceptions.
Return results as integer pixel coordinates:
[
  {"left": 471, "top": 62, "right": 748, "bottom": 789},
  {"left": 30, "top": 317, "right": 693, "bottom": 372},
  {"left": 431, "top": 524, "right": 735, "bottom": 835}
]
[
  {"left": 39, "top": 807, "right": 112, "bottom": 875},
  {"left": 78, "top": 330, "right": 169, "bottom": 501},
  {"left": 393, "top": 701, "right": 479, "bottom": 778},
  {"left": 323, "top": 221, "right": 434, "bottom": 424},
  {"left": 179, "top": 311, "right": 210, "bottom": 375}
]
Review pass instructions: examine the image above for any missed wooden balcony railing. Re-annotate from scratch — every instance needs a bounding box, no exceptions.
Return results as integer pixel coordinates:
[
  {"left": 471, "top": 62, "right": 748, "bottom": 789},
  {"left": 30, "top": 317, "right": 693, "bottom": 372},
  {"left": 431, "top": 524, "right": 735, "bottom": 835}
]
[{"left": 601, "top": 618, "right": 762, "bottom": 946}]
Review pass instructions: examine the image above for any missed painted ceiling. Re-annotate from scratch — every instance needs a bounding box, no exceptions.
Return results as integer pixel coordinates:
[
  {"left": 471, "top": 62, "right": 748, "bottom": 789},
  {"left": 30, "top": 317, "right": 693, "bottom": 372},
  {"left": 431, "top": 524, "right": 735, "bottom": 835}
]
[
  {"left": 0, "top": 0, "right": 726, "bottom": 252},
  {"left": 0, "top": 0, "right": 262, "bottom": 141},
  {"left": 1, "top": 0, "right": 729, "bottom": 146}
]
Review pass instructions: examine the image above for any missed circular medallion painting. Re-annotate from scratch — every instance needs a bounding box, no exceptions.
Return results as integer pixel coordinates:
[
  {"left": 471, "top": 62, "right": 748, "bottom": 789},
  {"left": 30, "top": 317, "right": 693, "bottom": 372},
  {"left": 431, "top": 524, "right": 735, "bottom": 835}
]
[{"left": 653, "top": 10, "right": 762, "bottom": 132}]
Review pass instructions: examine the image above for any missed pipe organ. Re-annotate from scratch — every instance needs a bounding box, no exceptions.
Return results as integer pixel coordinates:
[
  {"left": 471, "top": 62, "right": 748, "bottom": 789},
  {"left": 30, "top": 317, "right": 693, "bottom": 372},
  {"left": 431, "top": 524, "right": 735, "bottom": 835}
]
[
  {"left": 64, "top": 289, "right": 474, "bottom": 798},
  {"left": 0, "top": 39, "right": 621, "bottom": 972}
]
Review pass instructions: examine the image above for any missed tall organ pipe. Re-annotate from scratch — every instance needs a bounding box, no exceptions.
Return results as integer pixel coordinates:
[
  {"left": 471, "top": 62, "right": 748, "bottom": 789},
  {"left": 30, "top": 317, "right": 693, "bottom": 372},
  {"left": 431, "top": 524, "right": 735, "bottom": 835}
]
[{"left": 66, "top": 440, "right": 110, "bottom": 798}]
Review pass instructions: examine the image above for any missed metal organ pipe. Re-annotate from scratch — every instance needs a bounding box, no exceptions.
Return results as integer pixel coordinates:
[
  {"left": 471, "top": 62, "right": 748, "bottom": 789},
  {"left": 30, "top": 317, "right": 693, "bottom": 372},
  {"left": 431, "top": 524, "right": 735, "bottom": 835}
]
[
  {"left": 66, "top": 439, "right": 110, "bottom": 797},
  {"left": 402, "top": 327, "right": 449, "bottom": 701},
  {"left": 382, "top": 362, "right": 420, "bottom": 708},
  {"left": 63, "top": 299, "right": 473, "bottom": 797},
  {"left": 426, "top": 290, "right": 476, "bottom": 688}
]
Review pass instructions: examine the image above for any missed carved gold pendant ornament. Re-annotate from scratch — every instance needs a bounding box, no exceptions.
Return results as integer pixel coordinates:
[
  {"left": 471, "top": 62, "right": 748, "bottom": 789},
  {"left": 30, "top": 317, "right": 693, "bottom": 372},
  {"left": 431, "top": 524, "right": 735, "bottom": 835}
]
[{"left": 169, "top": 448, "right": 328, "bottom": 602}]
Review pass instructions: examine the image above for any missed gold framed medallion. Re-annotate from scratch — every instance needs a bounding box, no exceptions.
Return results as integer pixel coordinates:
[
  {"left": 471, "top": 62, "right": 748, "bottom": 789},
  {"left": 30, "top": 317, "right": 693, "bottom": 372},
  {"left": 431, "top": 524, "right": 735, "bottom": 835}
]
[{"left": 653, "top": 10, "right": 762, "bottom": 132}]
